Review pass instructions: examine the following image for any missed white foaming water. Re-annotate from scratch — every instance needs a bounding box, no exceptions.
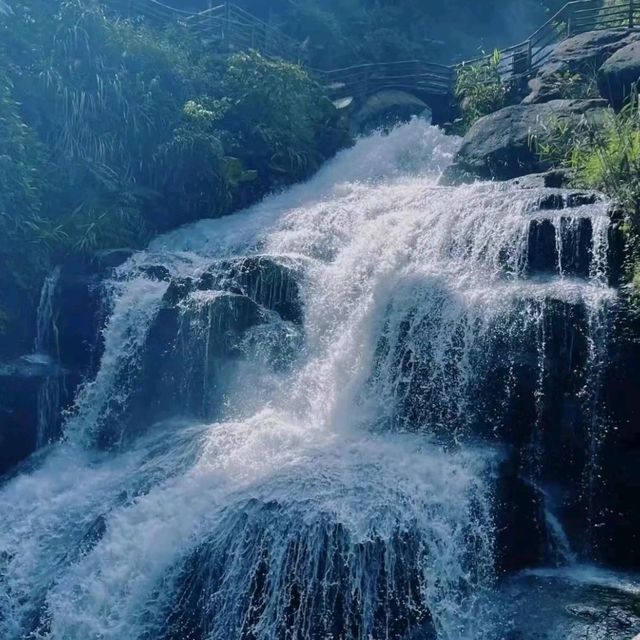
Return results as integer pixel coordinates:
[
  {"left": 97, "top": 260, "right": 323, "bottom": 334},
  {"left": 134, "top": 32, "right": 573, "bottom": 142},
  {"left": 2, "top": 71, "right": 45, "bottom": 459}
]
[
  {"left": 0, "top": 120, "right": 617, "bottom": 640},
  {"left": 34, "top": 266, "right": 61, "bottom": 357},
  {"left": 64, "top": 275, "right": 169, "bottom": 447}
]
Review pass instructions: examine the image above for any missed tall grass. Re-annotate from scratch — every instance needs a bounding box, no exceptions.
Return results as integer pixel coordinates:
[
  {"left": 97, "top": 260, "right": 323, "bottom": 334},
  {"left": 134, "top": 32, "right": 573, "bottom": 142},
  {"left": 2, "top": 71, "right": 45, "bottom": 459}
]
[
  {"left": 454, "top": 50, "right": 507, "bottom": 132},
  {"left": 535, "top": 94, "right": 640, "bottom": 291}
]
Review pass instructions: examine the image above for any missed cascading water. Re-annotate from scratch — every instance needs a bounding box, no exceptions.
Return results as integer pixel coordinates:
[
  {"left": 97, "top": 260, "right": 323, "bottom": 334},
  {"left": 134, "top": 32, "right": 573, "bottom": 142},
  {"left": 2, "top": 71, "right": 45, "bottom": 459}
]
[
  {"left": 0, "top": 120, "right": 620, "bottom": 640},
  {"left": 34, "top": 265, "right": 64, "bottom": 448}
]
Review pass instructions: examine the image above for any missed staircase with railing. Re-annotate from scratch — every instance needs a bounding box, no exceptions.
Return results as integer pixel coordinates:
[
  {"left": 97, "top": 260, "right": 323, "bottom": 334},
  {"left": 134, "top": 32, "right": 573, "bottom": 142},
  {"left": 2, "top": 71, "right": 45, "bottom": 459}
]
[
  {"left": 462, "top": 0, "right": 640, "bottom": 85},
  {"left": 101, "top": 0, "right": 639, "bottom": 105}
]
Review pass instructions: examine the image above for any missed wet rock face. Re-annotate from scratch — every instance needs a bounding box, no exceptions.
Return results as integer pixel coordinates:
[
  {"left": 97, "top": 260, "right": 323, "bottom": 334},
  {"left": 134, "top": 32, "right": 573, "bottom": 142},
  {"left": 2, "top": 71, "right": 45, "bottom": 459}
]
[
  {"left": 375, "top": 183, "right": 624, "bottom": 569},
  {"left": 597, "top": 301, "right": 640, "bottom": 567},
  {"left": 0, "top": 358, "right": 55, "bottom": 473},
  {"left": 388, "top": 293, "right": 598, "bottom": 555},
  {"left": 494, "top": 457, "right": 549, "bottom": 575},
  {"left": 525, "top": 217, "right": 592, "bottom": 278},
  {"left": 441, "top": 100, "right": 609, "bottom": 183},
  {"left": 524, "top": 29, "right": 640, "bottom": 104},
  {"left": 108, "top": 291, "right": 267, "bottom": 448},
  {"left": 196, "top": 256, "right": 303, "bottom": 324},
  {"left": 0, "top": 251, "right": 306, "bottom": 463},
  {"left": 95, "top": 256, "right": 304, "bottom": 448},
  {"left": 598, "top": 41, "right": 640, "bottom": 110},
  {"left": 0, "top": 252, "right": 132, "bottom": 474},
  {"left": 156, "top": 505, "right": 437, "bottom": 640}
]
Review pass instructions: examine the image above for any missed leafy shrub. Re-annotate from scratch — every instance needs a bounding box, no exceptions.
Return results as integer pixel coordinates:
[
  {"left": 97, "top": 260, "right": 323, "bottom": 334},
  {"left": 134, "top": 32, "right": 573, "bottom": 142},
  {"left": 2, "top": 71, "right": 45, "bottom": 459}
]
[
  {"left": 151, "top": 99, "right": 230, "bottom": 229},
  {"left": 570, "top": 102, "right": 640, "bottom": 216},
  {"left": 222, "top": 52, "right": 346, "bottom": 187},
  {"left": 150, "top": 52, "right": 348, "bottom": 230},
  {"left": 0, "top": 69, "right": 49, "bottom": 335},
  {"left": 455, "top": 50, "right": 507, "bottom": 132},
  {"left": 536, "top": 100, "right": 640, "bottom": 218}
]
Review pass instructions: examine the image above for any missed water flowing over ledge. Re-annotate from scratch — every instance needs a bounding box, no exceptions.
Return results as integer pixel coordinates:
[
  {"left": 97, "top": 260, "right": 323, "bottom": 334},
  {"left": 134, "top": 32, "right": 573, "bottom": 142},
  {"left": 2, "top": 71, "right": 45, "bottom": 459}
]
[{"left": 0, "top": 120, "right": 632, "bottom": 640}]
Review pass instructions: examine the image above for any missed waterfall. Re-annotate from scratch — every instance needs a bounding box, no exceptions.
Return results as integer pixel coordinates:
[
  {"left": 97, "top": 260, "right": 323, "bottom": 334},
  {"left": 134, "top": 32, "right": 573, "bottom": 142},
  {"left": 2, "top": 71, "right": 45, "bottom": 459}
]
[
  {"left": 34, "top": 265, "right": 63, "bottom": 448},
  {"left": 538, "top": 485, "right": 577, "bottom": 567},
  {"left": 0, "top": 120, "right": 617, "bottom": 640},
  {"left": 35, "top": 266, "right": 61, "bottom": 357}
]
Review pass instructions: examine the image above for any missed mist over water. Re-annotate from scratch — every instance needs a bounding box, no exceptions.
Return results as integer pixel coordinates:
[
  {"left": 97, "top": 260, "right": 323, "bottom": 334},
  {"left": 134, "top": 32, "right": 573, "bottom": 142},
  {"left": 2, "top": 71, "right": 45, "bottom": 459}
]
[{"left": 0, "top": 120, "right": 620, "bottom": 639}]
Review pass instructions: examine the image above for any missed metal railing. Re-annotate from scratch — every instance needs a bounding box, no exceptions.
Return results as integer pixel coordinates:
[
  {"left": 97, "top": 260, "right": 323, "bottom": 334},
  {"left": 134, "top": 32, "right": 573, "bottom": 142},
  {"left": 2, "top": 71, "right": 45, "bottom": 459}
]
[
  {"left": 460, "top": 0, "right": 640, "bottom": 83},
  {"left": 316, "top": 0, "right": 640, "bottom": 102},
  {"left": 100, "top": 0, "right": 640, "bottom": 102},
  {"left": 317, "top": 61, "right": 455, "bottom": 103},
  {"left": 183, "top": 2, "right": 301, "bottom": 60},
  {"left": 103, "top": 0, "right": 301, "bottom": 60}
]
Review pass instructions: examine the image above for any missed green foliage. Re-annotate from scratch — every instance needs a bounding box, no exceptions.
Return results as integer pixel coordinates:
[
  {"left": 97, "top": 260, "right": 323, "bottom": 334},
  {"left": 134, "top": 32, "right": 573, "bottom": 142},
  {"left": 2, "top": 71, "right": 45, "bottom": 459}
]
[
  {"left": 0, "top": 0, "right": 349, "bottom": 351},
  {"left": 0, "top": 69, "right": 49, "bottom": 326},
  {"left": 455, "top": 50, "right": 507, "bottom": 131},
  {"left": 152, "top": 105, "right": 229, "bottom": 229},
  {"left": 150, "top": 52, "right": 348, "bottom": 230},
  {"left": 0, "top": 73, "right": 41, "bottom": 221},
  {"left": 536, "top": 100, "right": 640, "bottom": 218},
  {"left": 222, "top": 52, "right": 344, "bottom": 185},
  {"left": 570, "top": 102, "right": 640, "bottom": 218},
  {"left": 529, "top": 112, "right": 599, "bottom": 169},
  {"left": 535, "top": 96, "right": 640, "bottom": 293}
]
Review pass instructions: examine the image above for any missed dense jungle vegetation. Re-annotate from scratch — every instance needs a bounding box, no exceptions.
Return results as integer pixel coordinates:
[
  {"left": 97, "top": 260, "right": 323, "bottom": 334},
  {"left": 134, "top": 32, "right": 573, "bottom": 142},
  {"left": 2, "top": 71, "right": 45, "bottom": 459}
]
[{"left": 0, "top": 0, "right": 349, "bottom": 352}]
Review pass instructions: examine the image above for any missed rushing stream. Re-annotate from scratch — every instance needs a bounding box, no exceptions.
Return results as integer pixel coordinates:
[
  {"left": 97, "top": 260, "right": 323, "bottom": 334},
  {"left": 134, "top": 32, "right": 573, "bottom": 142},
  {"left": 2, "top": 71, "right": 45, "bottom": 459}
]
[{"left": 0, "top": 121, "right": 636, "bottom": 639}]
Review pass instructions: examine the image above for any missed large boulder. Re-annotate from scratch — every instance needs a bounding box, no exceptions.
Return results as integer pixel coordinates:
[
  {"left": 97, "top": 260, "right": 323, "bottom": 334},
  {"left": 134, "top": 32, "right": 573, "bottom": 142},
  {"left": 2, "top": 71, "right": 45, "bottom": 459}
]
[
  {"left": 598, "top": 41, "right": 640, "bottom": 109},
  {"left": 524, "top": 29, "right": 640, "bottom": 104},
  {"left": 442, "top": 99, "right": 609, "bottom": 183},
  {"left": 93, "top": 255, "right": 305, "bottom": 448}
]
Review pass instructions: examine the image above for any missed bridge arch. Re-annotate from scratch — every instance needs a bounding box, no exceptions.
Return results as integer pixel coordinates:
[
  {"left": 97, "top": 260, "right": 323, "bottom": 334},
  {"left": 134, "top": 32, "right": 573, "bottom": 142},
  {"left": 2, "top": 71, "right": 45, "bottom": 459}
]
[
  {"left": 346, "top": 89, "right": 433, "bottom": 133},
  {"left": 318, "top": 61, "right": 454, "bottom": 125}
]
